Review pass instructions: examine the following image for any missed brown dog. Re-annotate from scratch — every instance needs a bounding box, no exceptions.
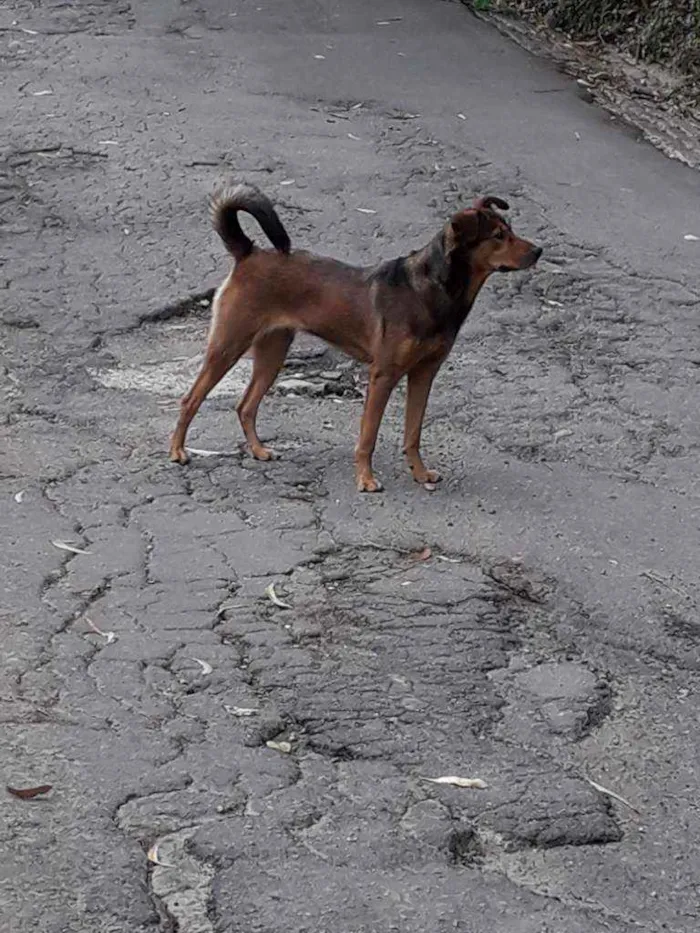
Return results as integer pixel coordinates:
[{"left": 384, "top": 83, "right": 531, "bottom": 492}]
[{"left": 170, "top": 184, "right": 541, "bottom": 491}]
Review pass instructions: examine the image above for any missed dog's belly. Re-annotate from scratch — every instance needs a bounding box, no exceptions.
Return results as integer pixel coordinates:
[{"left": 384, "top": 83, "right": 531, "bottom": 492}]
[{"left": 297, "top": 312, "right": 375, "bottom": 365}]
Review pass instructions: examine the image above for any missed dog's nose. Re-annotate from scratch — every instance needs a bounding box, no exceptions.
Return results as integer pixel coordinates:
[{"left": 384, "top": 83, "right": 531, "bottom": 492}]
[{"left": 532, "top": 246, "right": 543, "bottom": 261}]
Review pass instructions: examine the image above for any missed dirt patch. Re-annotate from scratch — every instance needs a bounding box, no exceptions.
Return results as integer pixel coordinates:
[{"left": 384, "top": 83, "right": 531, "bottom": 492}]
[
  {"left": 467, "top": 2, "right": 700, "bottom": 170},
  {"left": 90, "top": 303, "right": 363, "bottom": 402},
  {"left": 496, "top": 0, "right": 700, "bottom": 79},
  {"left": 89, "top": 315, "right": 253, "bottom": 400}
]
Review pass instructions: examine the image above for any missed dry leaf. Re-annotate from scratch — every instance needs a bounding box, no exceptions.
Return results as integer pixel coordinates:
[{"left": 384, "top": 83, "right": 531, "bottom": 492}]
[
  {"left": 225, "top": 705, "right": 259, "bottom": 717},
  {"left": 457, "top": 113, "right": 466, "bottom": 120},
  {"left": 409, "top": 547, "right": 432, "bottom": 562},
  {"left": 98, "top": 140, "right": 119, "bottom": 145},
  {"left": 356, "top": 207, "right": 377, "bottom": 214},
  {"left": 52, "top": 540, "right": 90, "bottom": 555},
  {"left": 280, "top": 179, "right": 295, "bottom": 186},
  {"left": 84, "top": 617, "right": 117, "bottom": 644},
  {"left": 347, "top": 133, "right": 360, "bottom": 140},
  {"left": 14, "top": 490, "right": 25, "bottom": 503},
  {"left": 147, "top": 844, "right": 172, "bottom": 867},
  {"left": 587, "top": 777, "right": 640, "bottom": 815},
  {"left": 435, "top": 554, "right": 460, "bottom": 563},
  {"left": 32, "top": 90, "right": 53, "bottom": 96},
  {"left": 314, "top": 54, "right": 326, "bottom": 60},
  {"left": 684, "top": 234, "right": 699, "bottom": 241},
  {"left": 266, "top": 740, "right": 292, "bottom": 754},
  {"left": 20, "top": 27, "right": 39, "bottom": 35},
  {"left": 192, "top": 657, "right": 213, "bottom": 675},
  {"left": 265, "top": 583, "right": 291, "bottom": 609},
  {"left": 7, "top": 784, "right": 53, "bottom": 799},
  {"left": 185, "top": 447, "right": 229, "bottom": 457},
  {"left": 423, "top": 776, "right": 487, "bottom": 789}
]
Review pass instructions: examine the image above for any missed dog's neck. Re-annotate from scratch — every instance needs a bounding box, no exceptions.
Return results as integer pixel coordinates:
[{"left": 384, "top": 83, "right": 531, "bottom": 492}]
[
  {"left": 409, "top": 233, "right": 492, "bottom": 333},
  {"left": 462, "top": 264, "right": 492, "bottom": 312}
]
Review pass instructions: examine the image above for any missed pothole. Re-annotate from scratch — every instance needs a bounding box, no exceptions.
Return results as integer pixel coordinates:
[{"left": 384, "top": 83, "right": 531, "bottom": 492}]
[
  {"left": 149, "top": 827, "right": 215, "bottom": 933},
  {"left": 90, "top": 354, "right": 252, "bottom": 399},
  {"left": 89, "top": 314, "right": 252, "bottom": 399},
  {"left": 90, "top": 311, "right": 362, "bottom": 400}
]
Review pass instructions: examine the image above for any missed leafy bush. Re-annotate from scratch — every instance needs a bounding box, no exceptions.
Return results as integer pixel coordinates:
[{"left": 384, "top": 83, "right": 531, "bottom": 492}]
[{"left": 488, "top": 0, "right": 700, "bottom": 77}]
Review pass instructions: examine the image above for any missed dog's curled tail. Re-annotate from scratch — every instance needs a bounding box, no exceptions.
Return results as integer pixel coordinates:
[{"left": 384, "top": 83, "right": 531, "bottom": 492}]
[{"left": 209, "top": 183, "right": 291, "bottom": 261}]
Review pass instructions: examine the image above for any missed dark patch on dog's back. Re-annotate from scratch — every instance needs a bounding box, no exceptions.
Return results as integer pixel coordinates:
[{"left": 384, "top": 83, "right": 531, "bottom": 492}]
[
  {"left": 369, "top": 257, "right": 436, "bottom": 339},
  {"left": 370, "top": 256, "right": 410, "bottom": 288},
  {"left": 368, "top": 234, "right": 473, "bottom": 341}
]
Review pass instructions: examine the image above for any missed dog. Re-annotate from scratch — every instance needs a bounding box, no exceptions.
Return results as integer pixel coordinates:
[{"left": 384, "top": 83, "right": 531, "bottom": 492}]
[{"left": 169, "top": 184, "right": 541, "bottom": 491}]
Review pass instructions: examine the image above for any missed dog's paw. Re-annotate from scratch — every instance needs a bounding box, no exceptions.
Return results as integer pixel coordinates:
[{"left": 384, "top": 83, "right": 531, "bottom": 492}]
[
  {"left": 250, "top": 445, "right": 280, "bottom": 462},
  {"left": 413, "top": 468, "right": 441, "bottom": 485},
  {"left": 357, "top": 474, "right": 384, "bottom": 493},
  {"left": 169, "top": 446, "right": 190, "bottom": 465}
]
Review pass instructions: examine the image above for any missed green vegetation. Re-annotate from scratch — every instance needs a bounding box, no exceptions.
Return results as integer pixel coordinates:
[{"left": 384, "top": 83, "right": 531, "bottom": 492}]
[{"left": 487, "top": 0, "right": 700, "bottom": 78}]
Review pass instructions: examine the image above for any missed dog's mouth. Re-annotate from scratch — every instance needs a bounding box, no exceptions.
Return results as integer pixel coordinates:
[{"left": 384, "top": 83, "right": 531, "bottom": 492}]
[
  {"left": 498, "top": 247, "right": 542, "bottom": 273},
  {"left": 497, "top": 263, "right": 525, "bottom": 273}
]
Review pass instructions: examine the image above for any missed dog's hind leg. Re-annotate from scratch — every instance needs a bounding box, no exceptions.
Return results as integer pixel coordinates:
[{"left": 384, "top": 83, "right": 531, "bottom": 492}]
[
  {"left": 237, "top": 328, "right": 294, "bottom": 460},
  {"left": 169, "top": 337, "right": 254, "bottom": 464}
]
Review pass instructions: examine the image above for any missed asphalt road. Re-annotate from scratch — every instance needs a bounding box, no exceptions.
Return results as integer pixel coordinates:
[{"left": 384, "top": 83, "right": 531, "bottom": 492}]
[{"left": 2, "top": 1, "right": 700, "bottom": 931}]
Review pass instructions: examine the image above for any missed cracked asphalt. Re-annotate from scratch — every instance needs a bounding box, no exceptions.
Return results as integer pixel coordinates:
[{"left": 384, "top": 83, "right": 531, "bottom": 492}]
[{"left": 2, "top": 1, "right": 700, "bottom": 931}]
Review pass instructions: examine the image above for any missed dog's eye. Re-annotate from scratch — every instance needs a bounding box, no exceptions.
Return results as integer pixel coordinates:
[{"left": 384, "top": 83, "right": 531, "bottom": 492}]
[{"left": 493, "top": 229, "right": 505, "bottom": 240}]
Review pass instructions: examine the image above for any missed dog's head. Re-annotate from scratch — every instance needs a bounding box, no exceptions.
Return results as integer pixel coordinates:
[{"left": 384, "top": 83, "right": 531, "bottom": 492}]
[{"left": 444, "top": 196, "right": 542, "bottom": 278}]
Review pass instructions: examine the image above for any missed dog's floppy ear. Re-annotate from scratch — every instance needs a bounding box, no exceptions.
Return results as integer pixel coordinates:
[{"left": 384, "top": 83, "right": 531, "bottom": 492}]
[
  {"left": 435, "top": 209, "right": 484, "bottom": 292},
  {"left": 449, "top": 208, "right": 483, "bottom": 245}
]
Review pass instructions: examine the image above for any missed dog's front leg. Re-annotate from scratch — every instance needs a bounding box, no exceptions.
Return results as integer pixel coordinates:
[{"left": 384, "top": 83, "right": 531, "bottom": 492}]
[
  {"left": 403, "top": 357, "right": 445, "bottom": 485},
  {"left": 355, "top": 368, "right": 400, "bottom": 492}
]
